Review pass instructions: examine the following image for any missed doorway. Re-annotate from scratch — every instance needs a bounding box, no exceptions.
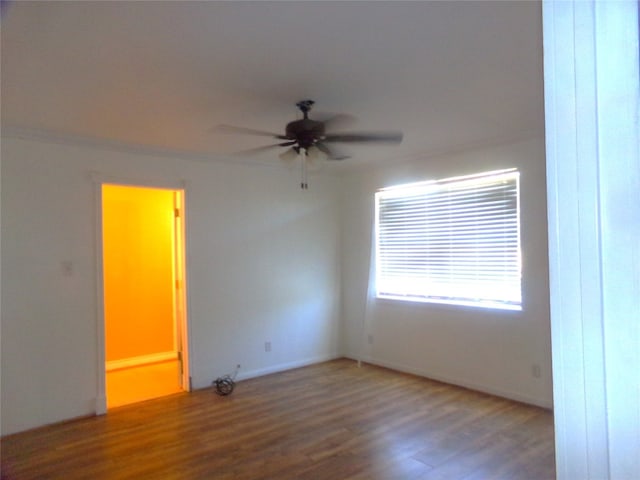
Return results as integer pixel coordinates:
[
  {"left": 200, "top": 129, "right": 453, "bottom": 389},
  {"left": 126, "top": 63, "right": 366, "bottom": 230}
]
[{"left": 101, "top": 184, "right": 189, "bottom": 409}]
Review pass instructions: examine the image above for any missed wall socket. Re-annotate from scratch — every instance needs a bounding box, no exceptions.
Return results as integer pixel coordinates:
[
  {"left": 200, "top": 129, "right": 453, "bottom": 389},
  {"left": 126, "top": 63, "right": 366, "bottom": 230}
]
[
  {"left": 531, "top": 364, "right": 541, "bottom": 378},
  {"left": 265, "top": 341, "right": 271, "bottom": 352},
  {"left": 367, "top": 334, "right": 374, "bottom": 345}
]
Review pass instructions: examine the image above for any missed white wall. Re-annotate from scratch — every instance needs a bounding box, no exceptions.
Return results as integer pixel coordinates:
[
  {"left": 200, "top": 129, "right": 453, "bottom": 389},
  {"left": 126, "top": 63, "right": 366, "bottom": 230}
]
[
  {"left": 341, "top": 137, "right": 552, "bottom": 407},
  {"left": 0, "top": 134, "right": 553, "bottom": 435},
  {"left": 0, "top": 136, "right": 342, "bottom": 435}
]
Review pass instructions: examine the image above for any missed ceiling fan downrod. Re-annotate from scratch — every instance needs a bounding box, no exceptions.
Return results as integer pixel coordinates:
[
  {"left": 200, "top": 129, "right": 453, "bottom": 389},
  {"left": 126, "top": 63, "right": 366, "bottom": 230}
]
[{"left": 296, "top": 100, "right": 315, "bottom": 119}]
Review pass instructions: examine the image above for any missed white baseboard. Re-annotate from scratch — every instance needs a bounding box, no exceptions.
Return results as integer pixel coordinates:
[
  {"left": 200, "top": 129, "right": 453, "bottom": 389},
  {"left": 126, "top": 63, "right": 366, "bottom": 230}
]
[
  {"left": 192, "top": 353, "right": 341, "bottom": 389},
  {"left": 95, "top": 395, "right": 107, "bottom": 415},
  {"left": 106, "top": 351, "right": 178, "bottom": 372},
  {"left": 347, "top": 355, "right": 553, "bottom": 409},
  {"left": 234, "top": 353, "right": 341, "bottom": 382}
]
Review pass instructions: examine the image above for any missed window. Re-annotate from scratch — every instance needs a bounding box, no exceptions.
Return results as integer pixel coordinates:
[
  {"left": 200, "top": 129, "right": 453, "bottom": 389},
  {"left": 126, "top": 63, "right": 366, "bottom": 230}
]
[{"left": 375, "top": 169, "right": 521, "bottom": 310}]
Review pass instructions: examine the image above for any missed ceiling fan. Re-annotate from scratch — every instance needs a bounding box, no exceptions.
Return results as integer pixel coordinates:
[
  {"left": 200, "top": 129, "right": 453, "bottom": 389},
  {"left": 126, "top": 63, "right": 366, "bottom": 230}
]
[{"left": 217, "top": 100, "right": 403, "bottom": 189}]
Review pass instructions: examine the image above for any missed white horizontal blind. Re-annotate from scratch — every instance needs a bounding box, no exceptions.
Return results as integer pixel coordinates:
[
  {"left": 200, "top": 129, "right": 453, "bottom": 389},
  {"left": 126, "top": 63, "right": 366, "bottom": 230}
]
[{"left": 375, "top": 169, "right": 521, "bottom": 310}]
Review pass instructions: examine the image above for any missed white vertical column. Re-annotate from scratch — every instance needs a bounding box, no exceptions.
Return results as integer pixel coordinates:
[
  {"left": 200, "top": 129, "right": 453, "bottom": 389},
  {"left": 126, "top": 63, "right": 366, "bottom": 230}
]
[
  {"left": 594, "top": 3, "right": 640, "bottom": 478},
  {"left": 543, "top": 1, "right": 640, "bottom": 479}
]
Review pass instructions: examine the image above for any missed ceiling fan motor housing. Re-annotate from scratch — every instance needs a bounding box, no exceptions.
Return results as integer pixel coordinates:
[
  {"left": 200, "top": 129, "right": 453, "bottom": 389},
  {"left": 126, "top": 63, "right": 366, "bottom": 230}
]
[{"left": 285, "top": 119, "right": 325, "bottom": 150}]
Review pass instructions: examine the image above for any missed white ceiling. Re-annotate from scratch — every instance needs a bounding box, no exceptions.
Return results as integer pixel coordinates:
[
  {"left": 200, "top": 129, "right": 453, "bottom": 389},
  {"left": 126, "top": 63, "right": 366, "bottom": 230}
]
[{"left": 1, "top": 1, "right": 544, "bottom": 170}]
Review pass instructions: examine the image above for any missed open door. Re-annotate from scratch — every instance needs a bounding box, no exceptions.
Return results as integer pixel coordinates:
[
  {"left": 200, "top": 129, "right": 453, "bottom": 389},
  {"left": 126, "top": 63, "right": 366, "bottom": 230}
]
[{"left": 101, "top": 184, "right": 189, "bottom": 409}]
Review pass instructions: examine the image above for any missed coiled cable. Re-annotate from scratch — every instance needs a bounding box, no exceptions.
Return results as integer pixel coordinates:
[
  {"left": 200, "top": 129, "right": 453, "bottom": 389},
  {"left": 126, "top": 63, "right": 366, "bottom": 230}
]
[{"left": 213, "top": 365, "right": 239, "bottom": 396}]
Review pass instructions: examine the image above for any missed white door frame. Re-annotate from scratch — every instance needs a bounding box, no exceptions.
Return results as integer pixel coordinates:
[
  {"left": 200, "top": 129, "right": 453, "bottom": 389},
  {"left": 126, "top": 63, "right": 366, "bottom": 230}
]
[{"left": 92, "top": 173, "right": 192, "bottom": 415}]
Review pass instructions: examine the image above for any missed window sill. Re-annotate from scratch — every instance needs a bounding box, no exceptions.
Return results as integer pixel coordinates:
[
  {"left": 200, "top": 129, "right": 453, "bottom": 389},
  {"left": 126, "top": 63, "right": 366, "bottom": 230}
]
[{"left": 374, "top": 295, "right": 523, "bottom": 313}]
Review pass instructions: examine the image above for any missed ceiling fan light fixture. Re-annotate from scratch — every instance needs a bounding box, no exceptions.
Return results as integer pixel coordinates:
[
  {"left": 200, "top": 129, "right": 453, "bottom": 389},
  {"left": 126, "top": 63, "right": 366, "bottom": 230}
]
[
  {"left": 306, "top": 145, "right": 321, "bottom": 163},
  {"left": 279, "top": 147, "right": 298, "bottom": 163}
]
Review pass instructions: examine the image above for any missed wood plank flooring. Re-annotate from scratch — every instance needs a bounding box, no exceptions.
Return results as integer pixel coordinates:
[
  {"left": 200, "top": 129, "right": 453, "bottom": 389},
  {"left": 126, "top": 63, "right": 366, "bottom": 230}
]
[{"left": 1, "top": 359, "right": 555, "bottom": 480}]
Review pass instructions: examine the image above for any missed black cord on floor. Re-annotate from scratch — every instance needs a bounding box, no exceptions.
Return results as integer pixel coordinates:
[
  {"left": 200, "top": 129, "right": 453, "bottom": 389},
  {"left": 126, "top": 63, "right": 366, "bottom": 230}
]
[
  {"left": 213, "top": 375, "right": 235, "bottom": 395},
  {"left": 213, "top": 365, "right": 240, "bottom": 396}
]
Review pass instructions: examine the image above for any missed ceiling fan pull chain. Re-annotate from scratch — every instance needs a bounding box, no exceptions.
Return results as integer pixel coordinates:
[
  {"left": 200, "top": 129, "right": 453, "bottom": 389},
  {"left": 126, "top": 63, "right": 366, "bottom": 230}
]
[{"left": 301, "top": 149, "right": 309, "bottom": 190}]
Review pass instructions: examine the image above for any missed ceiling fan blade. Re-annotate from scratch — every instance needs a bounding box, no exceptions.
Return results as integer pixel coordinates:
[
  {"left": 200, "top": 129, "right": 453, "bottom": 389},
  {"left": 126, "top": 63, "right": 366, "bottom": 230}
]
[
  {"left": 323, "top": 131, "right": 403, "bottom": 144},
  {"left": 315, "top": 142, "right": 350, "bottom": 161},
  {"left": 231, "top": 141, "right": 296, "bottom": 156},
  {"left": 317, "top": 113, "right": 358, "bottom": 132},
  {"left": 215, "top": 124, "right": 290, "bottom": 140}
]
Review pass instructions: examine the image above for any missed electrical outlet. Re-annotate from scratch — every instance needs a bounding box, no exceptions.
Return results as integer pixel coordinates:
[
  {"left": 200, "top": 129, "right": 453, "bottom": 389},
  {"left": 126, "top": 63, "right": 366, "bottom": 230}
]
[
  {"left": 265, "top": 341, "right": 271, "bottom": 352},
  {"left": 532, "top": 364, "right": 541, "bottom": 378},
  {"left": 367, "top": 334, "right": 374, "bottom": 345}
]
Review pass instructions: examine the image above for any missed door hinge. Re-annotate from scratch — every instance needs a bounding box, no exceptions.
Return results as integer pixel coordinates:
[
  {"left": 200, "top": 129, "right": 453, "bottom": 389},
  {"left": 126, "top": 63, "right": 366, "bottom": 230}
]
[{"left": 174, "top": 208, "right": 180, "bottom": 218}]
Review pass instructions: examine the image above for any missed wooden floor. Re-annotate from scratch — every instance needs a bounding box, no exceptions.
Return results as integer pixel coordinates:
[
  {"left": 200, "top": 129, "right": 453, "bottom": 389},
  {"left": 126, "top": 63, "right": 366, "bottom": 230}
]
[{"left": 1, "top": 359, "right": 555, "bottom": 480}]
